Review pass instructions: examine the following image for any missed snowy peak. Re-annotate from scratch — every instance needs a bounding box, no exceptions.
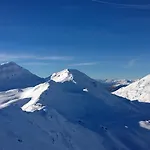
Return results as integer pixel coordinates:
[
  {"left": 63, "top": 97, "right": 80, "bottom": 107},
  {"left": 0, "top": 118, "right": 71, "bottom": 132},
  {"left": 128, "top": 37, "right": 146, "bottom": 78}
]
[
  {"left": 51, "top": 68, "right": 96, "bottom": 84},
  {"left": 0, "top": 61, "right": 23, "bottom": 73},
  {"left": 0, "top": 61, "right": 26, "bottom": 79},
  {"left": 0, "top": 61, "right": 25, "bottom": 71},
  {"left": 50, "top": 68, "right": 110, "bottom": 101},
  {"left": 51, "top": 69, "right": 91, "bottom": 83},
  {"left": 0, "top": 62, "right": 45, "bottom": 91},
  {"left": 51, "top": 69, "right": 74, "bottom": 83},
  {"left": 0, "top": 61, "right": 17, "bottom": 66},
  {"left": 113, "top": 74, "right": 150, "bottom": 103}
]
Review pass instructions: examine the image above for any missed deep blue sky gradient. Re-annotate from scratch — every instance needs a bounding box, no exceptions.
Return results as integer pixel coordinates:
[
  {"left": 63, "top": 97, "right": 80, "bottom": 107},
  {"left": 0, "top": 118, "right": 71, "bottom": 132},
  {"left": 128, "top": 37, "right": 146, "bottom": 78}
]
[{"left": 0, "top": 0, "right": 150, "bottom": 79}]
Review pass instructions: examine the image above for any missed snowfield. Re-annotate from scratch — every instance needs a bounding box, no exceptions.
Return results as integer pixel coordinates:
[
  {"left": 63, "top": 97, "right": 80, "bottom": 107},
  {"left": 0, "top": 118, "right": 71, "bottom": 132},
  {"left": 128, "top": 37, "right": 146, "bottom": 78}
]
[
  {"left": 0, "top": 62, "right": 150, "bottom": 150},
  {"left": 0, "top": 105, "right": 106, "bottom": 150},
  {"left": 113, "top": 74, "right": 150, "bottom": 103}
]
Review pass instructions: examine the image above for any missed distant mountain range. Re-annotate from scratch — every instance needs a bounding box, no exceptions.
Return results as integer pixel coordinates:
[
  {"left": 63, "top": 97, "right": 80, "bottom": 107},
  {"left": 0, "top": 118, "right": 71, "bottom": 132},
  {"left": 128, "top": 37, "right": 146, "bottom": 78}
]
[{"left": 98, "top": 78, "right": 136, "bottom": 92}]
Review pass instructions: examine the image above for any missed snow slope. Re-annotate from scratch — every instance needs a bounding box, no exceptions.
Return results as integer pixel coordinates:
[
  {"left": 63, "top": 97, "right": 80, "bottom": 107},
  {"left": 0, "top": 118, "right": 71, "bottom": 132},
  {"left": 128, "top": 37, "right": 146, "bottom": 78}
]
[
  {"left": 113, "top": 74, "right": 150, "bottom": 103},
  {"left": 1, "top": 83, "right": 150, "bottom": 150},
  {"left": 0, "top": 85, "right": 131, "bottom": 150},
  {"left": 50, "top": 69, "right": 116, "bottom": 103},
  {"left": 0, "top": 62, "right": 45, "bottom": 91},
  {"left": 1, "top": 80, "right": 150, "bottom": 150},
  {"left": 1, "top": 67, "right": 150, "bottom": 150},
  {"left": 0, "top": 105, "right": 106, "bottom": 150}
]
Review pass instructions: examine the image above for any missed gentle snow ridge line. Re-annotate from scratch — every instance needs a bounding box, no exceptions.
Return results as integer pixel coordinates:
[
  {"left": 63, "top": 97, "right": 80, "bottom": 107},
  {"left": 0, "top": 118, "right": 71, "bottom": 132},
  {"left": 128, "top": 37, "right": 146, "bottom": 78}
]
[{"left": 112, "top": 74, "right": 150, "bottom": 103}]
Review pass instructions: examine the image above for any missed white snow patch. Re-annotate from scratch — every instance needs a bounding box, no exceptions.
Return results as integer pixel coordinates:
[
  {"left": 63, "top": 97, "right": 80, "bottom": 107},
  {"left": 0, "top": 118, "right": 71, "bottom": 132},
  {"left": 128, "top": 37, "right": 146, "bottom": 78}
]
[
  {"left": 83, "top": 88, "right": 88, "bottom": 92},
  {"left": 113, "top": 74, "right": 150, "bottom": 103},
  {"left": 51, "top": 69, "right": 73, "bottom": 83},
  {"left": 139, "top": 120, "right": 150, "bottom": 130},
  {"left": 0, "top": 61, "right": 11, "bottom": 66},
  {"left": 21, "top": 82, "right": 49, "bottom": 112}
]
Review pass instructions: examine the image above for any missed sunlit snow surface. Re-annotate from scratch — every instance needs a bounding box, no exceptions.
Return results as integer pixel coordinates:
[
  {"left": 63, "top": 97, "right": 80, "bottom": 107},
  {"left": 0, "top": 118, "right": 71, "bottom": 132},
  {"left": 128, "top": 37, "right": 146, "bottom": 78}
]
[
  {"left": 1, "top": 66, "right": 150, "bottom": 150},
  {"left": 51, "top": 69, "right": 74, "bottom": 83},
  {"left": 139, "top": 120, "right": 150, "bottom": 130},
  {"left": 113, "top": 74, "right": 150, "bottom": 103}
]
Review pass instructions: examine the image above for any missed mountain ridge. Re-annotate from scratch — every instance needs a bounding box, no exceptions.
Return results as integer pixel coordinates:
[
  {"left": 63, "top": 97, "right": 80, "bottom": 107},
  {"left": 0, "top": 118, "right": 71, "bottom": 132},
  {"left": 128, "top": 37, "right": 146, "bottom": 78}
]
[
  {"left": 113, "top": 74, "right": 150, "bottom": 103},
  {"left": 0, "top": 61, "right": 45, "bottom": 91},
  {"left": 0, "top": 62, "right": 150, "bottom": 150}
]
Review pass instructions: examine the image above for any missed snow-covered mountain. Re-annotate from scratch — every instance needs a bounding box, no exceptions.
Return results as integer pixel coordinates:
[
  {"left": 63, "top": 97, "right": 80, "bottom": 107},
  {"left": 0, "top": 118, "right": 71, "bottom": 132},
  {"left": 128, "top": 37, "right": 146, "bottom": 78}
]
[
  {"left": 0, "top": 105, "right": 107, "bottom": 150},
  {"left": 113, "top": 74, "right": 150, "bottom": 103},
  {"left": 0, "top": 62, "right": 45, "bottom": 91},
  {"left": 50, "top": 69, "right": 110, "bottom": 98},
  {"left": 99, "top": 79, "right": 135, "bottom": 92},
  {"left": 1, "top": 65, "right": 150, "bottom": 150}
]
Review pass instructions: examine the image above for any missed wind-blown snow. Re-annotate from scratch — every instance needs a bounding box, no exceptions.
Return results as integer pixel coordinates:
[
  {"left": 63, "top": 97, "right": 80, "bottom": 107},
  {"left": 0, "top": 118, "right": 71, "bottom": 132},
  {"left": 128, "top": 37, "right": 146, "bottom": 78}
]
[{"left": 113, "top": 74, "right": 150, "bottom": 103}]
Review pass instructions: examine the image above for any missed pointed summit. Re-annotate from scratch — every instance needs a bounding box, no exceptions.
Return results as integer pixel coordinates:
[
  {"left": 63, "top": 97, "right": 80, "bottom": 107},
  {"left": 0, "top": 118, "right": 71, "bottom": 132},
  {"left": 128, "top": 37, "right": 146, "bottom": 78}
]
[
  {"left": 0, "top": 61, "right": 18, "bottom": 66},
  {"left": 50, "top": 68, "right": 109, "bottom": 100},
  {"left": 51, "top": 68, "right": 95, "bottom": 83},
  {"left": 0, "top": 61, "right": 45, "bottom": 91}
]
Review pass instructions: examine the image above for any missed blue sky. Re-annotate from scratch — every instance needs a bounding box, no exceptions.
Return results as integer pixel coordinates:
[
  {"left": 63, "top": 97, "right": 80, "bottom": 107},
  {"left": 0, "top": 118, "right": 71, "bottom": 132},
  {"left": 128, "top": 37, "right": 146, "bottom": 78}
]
[{"left": 0, "top": 0, "right": 150, "bottom": 79}]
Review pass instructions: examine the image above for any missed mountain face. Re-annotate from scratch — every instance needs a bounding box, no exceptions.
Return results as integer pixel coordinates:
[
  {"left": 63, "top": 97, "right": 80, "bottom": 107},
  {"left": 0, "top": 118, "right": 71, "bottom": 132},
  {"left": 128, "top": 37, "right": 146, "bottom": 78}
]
[
  {"left": 99, "top": 79, "right": 135, "bottom": 92},
  {"left": 0, "top": 62, "right": 45, "bottom": 91},
  {"left": 20, "top": 69, "right": 123, "bottom": 112},
  {"left": 50, "top": 69, "right": 112, "bottom": 100},
  {"left": 1, "top": 65, "right": 150, "bottom": 150},
  {"left": 0, "top": 105, "right": 106, "bottom": 150},
  {"left": 113, "top": 74, "right": 150, "bottom": 103}
]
